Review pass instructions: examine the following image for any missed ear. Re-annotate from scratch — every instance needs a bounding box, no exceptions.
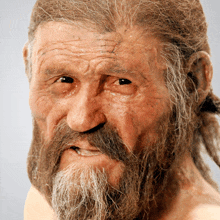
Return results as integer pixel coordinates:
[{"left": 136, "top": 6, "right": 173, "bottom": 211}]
[
  {"left": 23, "top": 42, "right": 31, "bottom": 81},
  {"left": 186, "top": 51, "right": 213, "bottom": 105}
]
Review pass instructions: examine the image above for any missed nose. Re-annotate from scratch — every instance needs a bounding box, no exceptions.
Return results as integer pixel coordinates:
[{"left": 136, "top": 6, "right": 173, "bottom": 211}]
[{"left": 66, "top": 88, "right": 106, "bottom": 133}]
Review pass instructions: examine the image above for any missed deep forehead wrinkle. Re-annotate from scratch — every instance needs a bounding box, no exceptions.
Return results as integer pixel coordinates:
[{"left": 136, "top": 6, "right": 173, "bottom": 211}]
[
  {"left": 34, "top": 22, "right": 159, "bottom": 62},
  {"left": 35, "top": 23, "right": 123, "bottom": 55},
  {"left": 36, "top": 39, "right": 121, "bottom": 58},
  {"left": 34, "top": 22, "right": 164, "bottom": 81}
]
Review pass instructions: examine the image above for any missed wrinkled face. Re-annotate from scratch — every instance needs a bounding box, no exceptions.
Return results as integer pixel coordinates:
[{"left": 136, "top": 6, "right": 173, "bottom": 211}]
[{"left": 29, "top": 21, "right": 170, "bottom": 186}]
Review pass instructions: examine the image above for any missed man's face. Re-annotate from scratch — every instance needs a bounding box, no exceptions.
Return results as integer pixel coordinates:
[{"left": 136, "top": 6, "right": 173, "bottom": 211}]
[{"left": 28, "top": 21, "right": 172, "bottom": 218}]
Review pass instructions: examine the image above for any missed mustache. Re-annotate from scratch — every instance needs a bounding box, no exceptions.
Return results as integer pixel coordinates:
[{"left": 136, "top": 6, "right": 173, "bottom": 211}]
[{"left": 49, "top": 120, "right": 129, "bottom": 162}]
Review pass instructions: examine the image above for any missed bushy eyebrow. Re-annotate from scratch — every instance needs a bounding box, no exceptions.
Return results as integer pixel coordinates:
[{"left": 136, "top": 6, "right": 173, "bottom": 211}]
[
  {"left": 109, "top": 65, "right": 128, "bottom": 74},
  {"left": 107, "top": 64, "right": 143, "bottom": 80},
  {"left": 106, "top": 63, "right": 138, "bottom": 76},
  {"left": 44, "top": 64, "right": 129, "bottom": 75},
  {"left": 44, "top": 68, "right": 73, "bottom": 76},
  {"left": 45, "top": 69, "right": 54, "bottom": 75}
]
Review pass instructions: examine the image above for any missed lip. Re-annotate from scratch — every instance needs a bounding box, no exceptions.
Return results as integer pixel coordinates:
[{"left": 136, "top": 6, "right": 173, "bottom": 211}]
[
  {"left": 66, "top": 139, "right": 102, "bottom": 157},
  {"left": 59, "top": 147, "right": 110, "bottom": 171},
  {"left": 59, "top": 142, "right": 124, "bottom": 187},
  {"left": 69, "top": 146, "right": 102, "bottom": 157}
]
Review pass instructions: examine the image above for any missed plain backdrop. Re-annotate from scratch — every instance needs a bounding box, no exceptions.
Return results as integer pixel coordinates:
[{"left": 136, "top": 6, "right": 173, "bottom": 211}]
[{"left": 0, "top": 0, "right": 220, "bottom": 219}]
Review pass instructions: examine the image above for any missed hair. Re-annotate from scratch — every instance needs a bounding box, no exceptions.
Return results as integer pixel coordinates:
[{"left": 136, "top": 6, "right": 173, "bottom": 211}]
[
  {"left": 26, "top": 0, "right": 220, "bottom": 187},
  {"left": 30, "top": 115, "right": 181, "bottom": 219},
  {"left": 52, "top": 165, "right": 109, "bottom": 220}
]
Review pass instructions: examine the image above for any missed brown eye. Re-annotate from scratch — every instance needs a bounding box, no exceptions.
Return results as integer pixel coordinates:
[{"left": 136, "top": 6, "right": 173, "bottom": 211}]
[
  {"left": 119, "top": 78, "right": 132, "bottom": 85},
  {"left": 104, "top": 76, "right": 136, "bottom": 95},
  {"left": 59, "top": 76, "right": 74, "bottom": 83},
  {"left": 51, "top": 76, "right": 76, "bottom": 96}
]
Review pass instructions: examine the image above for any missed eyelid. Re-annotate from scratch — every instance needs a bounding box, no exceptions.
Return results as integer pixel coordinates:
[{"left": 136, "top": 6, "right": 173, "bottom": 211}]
[
  {"left": 104, "top": 76, "right": 137, "bottom": 95},
  {"left": 106, "top": 75, "right": 131, "bottom": 82},
  {"left": 53, "top": 74, "right": 72, "bottom": 81},
  {"left": 118, "top": 78, "right": 132, "bottom": 85},
  {"left": 109, "top": 77, "right": 132, "bottom": 85}
]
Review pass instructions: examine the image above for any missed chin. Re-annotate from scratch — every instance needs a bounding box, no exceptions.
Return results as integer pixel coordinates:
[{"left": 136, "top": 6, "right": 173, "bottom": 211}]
[{"left": 59, "top": 148, "right": 125, "bottom": 187}]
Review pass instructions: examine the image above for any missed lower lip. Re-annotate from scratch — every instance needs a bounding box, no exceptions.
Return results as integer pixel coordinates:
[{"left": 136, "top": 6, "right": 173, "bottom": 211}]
[{"left": 59, "top": 148, "right": 114, "bottom": 170}]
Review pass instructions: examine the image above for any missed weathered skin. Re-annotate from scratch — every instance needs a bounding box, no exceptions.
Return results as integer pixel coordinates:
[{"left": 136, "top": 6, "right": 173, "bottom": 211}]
[
  {"left": 24, "top": 22, "right": 220, "bottom": 220},
  {"left": 29, "top": 22, "right": 170, "bottom": 185}
]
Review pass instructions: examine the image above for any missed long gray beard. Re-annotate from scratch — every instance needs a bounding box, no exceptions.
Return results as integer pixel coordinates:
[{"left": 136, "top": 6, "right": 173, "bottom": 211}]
[
  {"left": 37, "top": 113, "right": 182, "bottom": 220},
  {"left": 51, "top": 158, "right": 146, "bottom": 220},
  {"left": 50, "top": 120, "right": 181, "bottom": 220},
  {"left": 52, "top": 165, "right": 110, "bottom": 220}
]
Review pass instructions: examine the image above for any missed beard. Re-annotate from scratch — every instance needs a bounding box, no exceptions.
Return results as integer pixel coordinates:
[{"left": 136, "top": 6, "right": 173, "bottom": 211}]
[
  {"left": 27, "top": 111, "right": 190, "bottom": 220},
  {"left": 51, "top": 165, "right": 109, "bottom": 220}
]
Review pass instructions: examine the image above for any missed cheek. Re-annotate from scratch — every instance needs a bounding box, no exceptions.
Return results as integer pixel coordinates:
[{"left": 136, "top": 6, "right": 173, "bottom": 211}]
[
  {"left": 103, "top": 94, "right": 170, "bottom": 150},
  {"left": 102, "top": 100, "right": 140, "bottom": 150},
  {"left": 29, "top": 84, "right": 59, "bottom": 140},
  {"left": 29, "top": 92, "right": 52, "bottom": 119}
]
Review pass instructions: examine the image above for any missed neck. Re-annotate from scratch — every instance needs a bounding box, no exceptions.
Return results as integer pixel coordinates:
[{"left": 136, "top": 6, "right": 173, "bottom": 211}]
[
  {"left": 154, "top": 153, "right": 220, "bottom": 220},
  {"left": 146, "top": 154, "right": 200, "bottom": 220}
]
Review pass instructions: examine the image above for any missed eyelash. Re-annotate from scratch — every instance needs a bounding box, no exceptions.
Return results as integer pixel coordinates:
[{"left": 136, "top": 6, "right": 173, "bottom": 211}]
[
  {"left": 52, "top": 75, "right": 135, "bottom": 96},
  {"left": 117, "top": 78, "right": 132, "bottom": 85},
  {"left": 56, "top": 76, "right": 74, "bottom": 83},
  {"left": 56, "top": 76, "right": 132, "bottom": 85}
]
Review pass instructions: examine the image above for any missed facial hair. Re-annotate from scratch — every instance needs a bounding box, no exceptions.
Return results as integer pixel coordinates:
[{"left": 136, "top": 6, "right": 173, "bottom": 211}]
[
  {"left": 27, "top": 112, "right": 185, "bottom": 220},
  {"left": 52, "top": 165, "right": 109, "bottom": 220},
  {"left": 27, "top": 121, "right": 129, "bottom": 203}
]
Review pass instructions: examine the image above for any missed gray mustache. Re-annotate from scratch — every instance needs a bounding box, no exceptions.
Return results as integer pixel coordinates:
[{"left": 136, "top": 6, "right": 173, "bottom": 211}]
[{"left": 53, "top": 121, "right": 129, "bottom": 162}]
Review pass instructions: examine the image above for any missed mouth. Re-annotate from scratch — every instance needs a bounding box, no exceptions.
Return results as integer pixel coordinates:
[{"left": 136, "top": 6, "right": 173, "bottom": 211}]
[
  {"left": 59, "top": 144, "right": 124, "bottom": 188},
  {"left": 69, "top": 146, "right": 102, "bottom": 157}
]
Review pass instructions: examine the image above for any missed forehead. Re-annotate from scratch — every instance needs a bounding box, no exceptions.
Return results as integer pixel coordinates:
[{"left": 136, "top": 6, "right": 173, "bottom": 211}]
[{"left": 32, "top": 21, "right": 164, "bottom": 74}]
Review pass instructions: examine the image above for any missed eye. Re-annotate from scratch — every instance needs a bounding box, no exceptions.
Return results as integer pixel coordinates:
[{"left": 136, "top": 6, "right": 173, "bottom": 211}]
[
  {"left": 50, "top": 76, "right": 76, "bottom": 96},
  {"left": 118, "top": 78, "right": 132, "bottom": 85},
  {"left": 104, "top": 76, "right": 136, "bottom": 95},
  {"left": 57, "top": 76, "right": 74, "bottom": 83}
]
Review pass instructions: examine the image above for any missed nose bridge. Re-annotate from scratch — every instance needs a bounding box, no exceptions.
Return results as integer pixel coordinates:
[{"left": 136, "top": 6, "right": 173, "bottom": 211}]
[{"left": 66, "top": 82, "right": 105, "bottom": 132}]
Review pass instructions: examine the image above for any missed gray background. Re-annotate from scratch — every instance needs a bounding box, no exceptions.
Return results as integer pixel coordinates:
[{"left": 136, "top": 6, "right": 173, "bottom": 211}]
[{"left": 0, "top": 0, "right": 220, "bottom": 219}]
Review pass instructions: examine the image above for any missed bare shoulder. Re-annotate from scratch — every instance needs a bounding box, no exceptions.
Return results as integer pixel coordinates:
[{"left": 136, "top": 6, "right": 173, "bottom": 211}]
[
  {"left": 162, "top": 163, "right": 220, "bottom": 220},
  {"left": 181, "top": 182, "right": 220, "bottom": 220},
  {"left": 162, "top": 189, "right": 220, "bottom": 220},
  {"left": 24, "top": 186, "right": 55, "bottom": 220},
  {"left": 179, "top": 160, "right": 220, "bottom": 220},
  {"left": 184, "top": 204, "right": 220, "bottom": 220}
]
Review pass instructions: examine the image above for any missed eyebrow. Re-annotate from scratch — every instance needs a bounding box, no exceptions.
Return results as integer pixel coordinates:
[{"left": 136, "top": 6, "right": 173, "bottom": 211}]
[
  {"left": 108, "top": 64, "right": 134, "bottom": 75},
  {"left": 43, "top": 64, "right": 142, "bottom": 80},
  {"left": 44, "top": 65, "right": 130, "bottom": 75},
  {"left": 44, "top": 68, "right": 73, "bottom": 76},
  {"left": 107, "top": 64, "right": 143, "bottom": 80}
]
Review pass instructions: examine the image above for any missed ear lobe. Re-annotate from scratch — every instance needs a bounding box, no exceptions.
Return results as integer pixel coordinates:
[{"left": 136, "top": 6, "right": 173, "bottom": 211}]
[
  {"left": 23, "top": 42, "right": 30, "bottom": 80},
  {"left": 23, "top": 42, "right": 28, "bottom": 65},
  {"left": 186, "top": 51, "right": 213, "bottom": 105}
]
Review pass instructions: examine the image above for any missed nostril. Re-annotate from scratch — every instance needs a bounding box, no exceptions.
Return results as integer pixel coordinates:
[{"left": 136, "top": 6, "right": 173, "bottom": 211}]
[{"left": 83, "top": 123, "right": 105, "bottom": 134}]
